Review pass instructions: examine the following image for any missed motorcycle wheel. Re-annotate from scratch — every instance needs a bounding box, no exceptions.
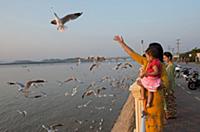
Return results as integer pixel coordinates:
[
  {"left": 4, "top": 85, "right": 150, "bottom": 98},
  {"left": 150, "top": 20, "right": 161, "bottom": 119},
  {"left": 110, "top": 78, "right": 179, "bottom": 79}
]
[{"left": 188, "top": 82, "right": 197, "bottom": 90}]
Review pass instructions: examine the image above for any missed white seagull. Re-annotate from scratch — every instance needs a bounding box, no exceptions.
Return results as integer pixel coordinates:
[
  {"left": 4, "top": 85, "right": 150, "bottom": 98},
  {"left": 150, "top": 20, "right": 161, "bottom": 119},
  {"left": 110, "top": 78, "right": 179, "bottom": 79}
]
[
  {"left": 8, "top": 79, "right": 47, "bottom": 97},
  {"left": 82, "top": 89, "right": 97, "bottom": 99},
  {"left": 50, "top": 9, "right": 83, "bottom": 32},
  {"left": 57, "top": 76, "right": 83, "bottom": 86},
  {"left": 16, "top": 110, "right": 27, "bottom": 117},
  {"left": 42, "top": 123, "right": 64, "bottom": 132}
]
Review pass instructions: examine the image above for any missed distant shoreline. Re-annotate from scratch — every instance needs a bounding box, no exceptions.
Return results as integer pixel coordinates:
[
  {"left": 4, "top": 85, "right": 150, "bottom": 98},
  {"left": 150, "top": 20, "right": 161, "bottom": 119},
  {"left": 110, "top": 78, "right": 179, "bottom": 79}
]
[{"left": 0, "top": 56, "right": 131, "bottom": 66}]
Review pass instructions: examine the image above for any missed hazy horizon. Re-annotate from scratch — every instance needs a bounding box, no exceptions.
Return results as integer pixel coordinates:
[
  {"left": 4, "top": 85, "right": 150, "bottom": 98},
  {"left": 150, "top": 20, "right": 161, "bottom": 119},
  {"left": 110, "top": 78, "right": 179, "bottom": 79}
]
[{"left": 1, "top": 0, "right": 200, "bottom": 62}]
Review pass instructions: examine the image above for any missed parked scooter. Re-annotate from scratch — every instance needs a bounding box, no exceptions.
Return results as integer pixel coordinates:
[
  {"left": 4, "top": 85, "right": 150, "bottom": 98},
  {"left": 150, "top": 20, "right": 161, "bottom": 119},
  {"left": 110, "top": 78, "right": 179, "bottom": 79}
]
[
  {"left": 181, "top": 67, "right": 192, "bottom": 81},
  {"left": 175, "top": 65, "right": 181, "bottom": 78},
  {"left": 188, "top": 71, "right": 200, "bottom": 90}
]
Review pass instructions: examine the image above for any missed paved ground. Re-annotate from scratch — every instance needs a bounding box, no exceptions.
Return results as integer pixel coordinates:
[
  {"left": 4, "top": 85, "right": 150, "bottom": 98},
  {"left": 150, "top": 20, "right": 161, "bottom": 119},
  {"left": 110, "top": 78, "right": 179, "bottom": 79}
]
[{"left": 164, "top": 63, "right": 200, "bottom": 132}]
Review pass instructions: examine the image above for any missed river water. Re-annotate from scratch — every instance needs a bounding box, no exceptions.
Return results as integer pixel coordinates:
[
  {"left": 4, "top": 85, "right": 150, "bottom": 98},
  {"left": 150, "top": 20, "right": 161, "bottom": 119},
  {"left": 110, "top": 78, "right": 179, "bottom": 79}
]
[{"left": 0, "top": 61, "right": 139, "bottom": 132}]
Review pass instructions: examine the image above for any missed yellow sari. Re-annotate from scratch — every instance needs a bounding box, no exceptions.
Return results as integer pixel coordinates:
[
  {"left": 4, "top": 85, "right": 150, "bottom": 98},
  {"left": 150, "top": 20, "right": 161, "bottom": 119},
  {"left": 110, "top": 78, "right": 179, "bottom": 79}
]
[{"left": 127, "top": 50, "right": 168, "bottom": 132}]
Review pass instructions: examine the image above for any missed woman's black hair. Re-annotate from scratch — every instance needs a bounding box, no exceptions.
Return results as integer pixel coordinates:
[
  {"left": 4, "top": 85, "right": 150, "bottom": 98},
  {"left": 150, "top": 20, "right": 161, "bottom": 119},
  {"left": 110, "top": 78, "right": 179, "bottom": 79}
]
[
  {"left": 163, "top": 52, "right": 173, "bottom": 61},
  {"left": 148, "top": 42, "right": 164, "bottom": 62},
  {"left": 145, "top": 47, "right": 160, "bottom": 59},
  {"left": 142, "top": 54, "right": 146, "bottom": 57}
]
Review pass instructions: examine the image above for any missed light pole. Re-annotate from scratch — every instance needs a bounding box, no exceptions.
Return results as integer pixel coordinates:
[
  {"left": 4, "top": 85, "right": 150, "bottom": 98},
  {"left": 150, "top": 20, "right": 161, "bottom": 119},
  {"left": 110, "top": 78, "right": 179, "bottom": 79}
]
[
  {"left": 141, "top": 40, "right": 144, "bottom": 55},
  {"left": 176, "top": 39, "right": 180, "bottom": 58}
]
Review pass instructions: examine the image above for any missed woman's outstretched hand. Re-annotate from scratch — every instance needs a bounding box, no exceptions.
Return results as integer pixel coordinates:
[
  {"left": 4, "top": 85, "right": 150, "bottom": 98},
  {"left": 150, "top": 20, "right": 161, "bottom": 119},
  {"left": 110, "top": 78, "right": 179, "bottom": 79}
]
[
  {"left": 113, "top": 35, "right": 124, "bottom": 44},
  {"left": 113, "top": 35, "right": 135, "bottom": 56}
]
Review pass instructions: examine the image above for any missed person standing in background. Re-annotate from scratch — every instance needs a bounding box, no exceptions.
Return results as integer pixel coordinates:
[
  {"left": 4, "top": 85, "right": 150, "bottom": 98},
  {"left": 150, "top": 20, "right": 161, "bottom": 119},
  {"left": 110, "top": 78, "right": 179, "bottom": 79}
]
[{"left": 163, "top": 52, "right": 177, "bottom": 119}]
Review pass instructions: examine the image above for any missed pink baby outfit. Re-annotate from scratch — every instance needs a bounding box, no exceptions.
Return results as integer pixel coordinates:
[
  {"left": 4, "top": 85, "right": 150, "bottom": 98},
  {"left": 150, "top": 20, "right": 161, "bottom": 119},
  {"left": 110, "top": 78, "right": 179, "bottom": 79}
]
[{"left": 141, "top": 59, "right": 162, "bottom": 92}]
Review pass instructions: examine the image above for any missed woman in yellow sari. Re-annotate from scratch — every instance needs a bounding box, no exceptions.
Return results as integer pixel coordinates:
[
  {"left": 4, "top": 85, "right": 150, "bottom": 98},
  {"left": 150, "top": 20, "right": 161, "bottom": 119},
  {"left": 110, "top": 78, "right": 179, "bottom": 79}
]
[{"left": 114, "top": 35, "right": 169, "bottom": 132}]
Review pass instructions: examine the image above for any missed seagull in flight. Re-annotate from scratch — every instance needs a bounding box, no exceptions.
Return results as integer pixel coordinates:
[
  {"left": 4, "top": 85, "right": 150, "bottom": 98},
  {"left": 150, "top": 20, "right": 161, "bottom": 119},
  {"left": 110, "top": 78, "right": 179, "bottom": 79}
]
[
  {"left": 16, "top": 110, "right": 27, "bottom": 117},
  {"left": 24, "top": 80, "right": 47, "bottom": 91},
  {"left": 42, "top": 123, "right": 64, "bottom": 132},
  {"left": 57, "top": 76, "right": 83, "bottom": 86},
  {"left": 8, "top": 79, "right": 47, "bottom": 97},
  {"left": 124, "top": 62, "right": 134, "bottom": 68},
  {"left": 82, "top": 89, "right": 97, "bottom": 99},
  {"left": 50, "top": 8, "right": 83, "bottom": 32},
  {"left": 81, "top": 86, "right": 106, "bottom": 99},
  {"left": 113, "top": 63, "right": 122, "bottom": 70}
]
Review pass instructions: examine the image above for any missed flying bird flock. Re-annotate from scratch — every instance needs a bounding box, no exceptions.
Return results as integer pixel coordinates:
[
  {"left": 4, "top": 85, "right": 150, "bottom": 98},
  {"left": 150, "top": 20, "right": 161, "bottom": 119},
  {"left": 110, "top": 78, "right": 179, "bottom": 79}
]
[
  {"left": 50, "top": 8, "right": 83, "bottom": 32},
  {"left": 2, "top": 5, "right": 137, "bottom": 132},
  {"left": 5, "top": 59, "right": 135, "bottom": 131}
]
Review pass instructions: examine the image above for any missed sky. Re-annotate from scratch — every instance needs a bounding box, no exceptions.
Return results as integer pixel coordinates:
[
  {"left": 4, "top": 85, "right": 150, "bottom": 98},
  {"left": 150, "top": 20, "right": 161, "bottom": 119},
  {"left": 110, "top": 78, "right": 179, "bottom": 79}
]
[{"left": 0, "top": 0, "right": 200, "bottom": 61}]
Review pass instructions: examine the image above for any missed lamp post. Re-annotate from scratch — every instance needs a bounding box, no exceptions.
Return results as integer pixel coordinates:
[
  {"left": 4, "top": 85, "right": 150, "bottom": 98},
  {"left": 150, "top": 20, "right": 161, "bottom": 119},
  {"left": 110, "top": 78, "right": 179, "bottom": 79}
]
[
  {"left": 176, "top": 39, "right": 180, "bottom": 60},
  {"left": 141, "top": 40, "right": 144, "bottom": 55}
]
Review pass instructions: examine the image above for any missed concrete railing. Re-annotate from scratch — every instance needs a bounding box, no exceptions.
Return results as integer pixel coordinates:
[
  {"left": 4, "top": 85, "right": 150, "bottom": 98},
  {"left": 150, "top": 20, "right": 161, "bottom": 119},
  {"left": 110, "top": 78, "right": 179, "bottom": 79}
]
[{"left": 112, "top": 82, "right": 143, "bottom": 132}]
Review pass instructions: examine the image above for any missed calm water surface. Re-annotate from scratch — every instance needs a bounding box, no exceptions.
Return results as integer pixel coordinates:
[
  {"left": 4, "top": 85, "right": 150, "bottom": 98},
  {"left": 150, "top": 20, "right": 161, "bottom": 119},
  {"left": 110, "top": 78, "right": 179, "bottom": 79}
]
[{"left": 0, "top": 61, "right": 139, "bottom": 132}]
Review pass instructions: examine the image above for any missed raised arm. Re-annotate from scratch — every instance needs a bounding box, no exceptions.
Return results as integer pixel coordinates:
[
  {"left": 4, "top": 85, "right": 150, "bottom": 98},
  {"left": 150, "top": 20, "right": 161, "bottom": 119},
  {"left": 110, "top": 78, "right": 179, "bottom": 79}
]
[{"left": 113, "top": 35, "right": 147, "bottom": 65}]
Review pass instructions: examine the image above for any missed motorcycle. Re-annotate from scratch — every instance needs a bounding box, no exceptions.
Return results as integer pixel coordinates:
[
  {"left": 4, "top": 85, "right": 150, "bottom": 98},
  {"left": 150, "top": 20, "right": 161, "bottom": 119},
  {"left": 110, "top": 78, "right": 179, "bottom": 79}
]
[
  {"left": 187, "top": 71, "right": 200, "bottom": 90},
  {"left": 181, "top": 67, "right": 192, "bottom": 81},
  {"left": 175, "top": 65, "right": 181, "bottom": 78}
]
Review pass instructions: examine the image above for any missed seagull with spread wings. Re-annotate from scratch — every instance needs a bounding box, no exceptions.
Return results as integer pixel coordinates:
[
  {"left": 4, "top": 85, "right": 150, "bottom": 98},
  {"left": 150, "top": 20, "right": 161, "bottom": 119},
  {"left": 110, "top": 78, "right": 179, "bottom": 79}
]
[
  {"left": 16, "top": 110, "right": 27, "bottom": 117},
  {"left": 42, "top": 123, "right": 64, "bottom": 132},
  {"left": 50, "top": 9, "right": 83, "bottom": 32},
  {"left": 8, "top": 79, "right": 47, "bottom": 97},
  {"left": 82, "top": 89, "right": 96, "bottom": 99},
  {"left": 57, "top": 76, "right": 83, "bottom": 86},
  {"left": 23, "top": 80, "right": 47, "bottom": 91}
]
